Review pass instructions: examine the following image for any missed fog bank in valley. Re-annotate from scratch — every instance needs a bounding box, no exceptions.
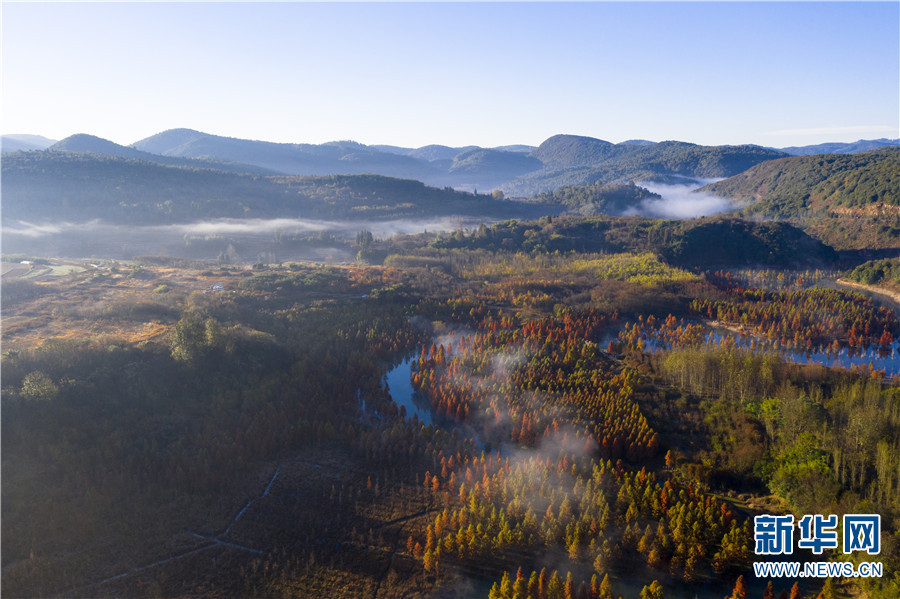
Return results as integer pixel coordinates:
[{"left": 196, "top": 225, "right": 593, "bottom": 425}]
[
  {"left": 1, "top": 216, "right": 497, "bottom": 263},
  {"left": 629, "top": 179, "right": 736, "bottom": 219}
]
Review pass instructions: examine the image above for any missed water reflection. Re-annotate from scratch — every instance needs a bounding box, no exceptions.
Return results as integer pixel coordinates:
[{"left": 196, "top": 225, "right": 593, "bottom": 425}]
[{"left": 384, "top": 357, "right": 433, "bottom": 426}]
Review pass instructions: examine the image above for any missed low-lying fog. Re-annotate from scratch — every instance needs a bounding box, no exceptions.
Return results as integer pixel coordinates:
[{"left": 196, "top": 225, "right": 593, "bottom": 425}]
[
  {"left": 2, "top": 182, "right": 737, "bottom": 262},
  {"left": 629, "top": 179, "right": 735, "bottom": 219},
  {"left": 1, "top": 216, "right": 493, "bottom": 263}
]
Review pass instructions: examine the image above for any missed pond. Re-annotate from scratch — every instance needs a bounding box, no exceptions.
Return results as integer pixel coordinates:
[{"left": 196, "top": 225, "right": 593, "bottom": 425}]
[{"left": 383, "top": 357, "right": 433, "bottom": 426}]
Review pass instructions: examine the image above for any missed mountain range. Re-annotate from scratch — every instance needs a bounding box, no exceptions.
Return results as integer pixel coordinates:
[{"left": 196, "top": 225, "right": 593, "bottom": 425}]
[
  {"left": 48, "top": 134, "right": 278, "bottom": 176},
  {"left": 129, "top": 129, "right": 787, "bottom": 193},
  {"left": 777, "top": 138, "right": 899, "bottom": 156},
  {"left": 4, "top": 129, "right": 896, "bottom": 196},
  {"left": 3, "top": 129, "right": 898, "bottom": 254}
]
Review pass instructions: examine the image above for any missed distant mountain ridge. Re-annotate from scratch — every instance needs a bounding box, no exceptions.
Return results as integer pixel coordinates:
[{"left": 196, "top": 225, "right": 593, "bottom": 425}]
[
  {"left": 47, "top": 134, "right": 279, "bottom": 176},
  {"left": 779, "top": 138, "right": 899, "bottom": 156},
  {"left": 2, "top": 134, "right": 58, "bottom": 152},
  {"left": 128, "top": 129, "right": 793, "bottom": 195},
  {"left": 132, "top": 128, "right": 443, "bottom": 182}
]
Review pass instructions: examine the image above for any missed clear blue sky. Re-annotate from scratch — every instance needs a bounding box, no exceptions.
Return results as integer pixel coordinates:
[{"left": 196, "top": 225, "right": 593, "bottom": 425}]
[{"left": 2, "top": 2, "right": 898, "bottom": 148}]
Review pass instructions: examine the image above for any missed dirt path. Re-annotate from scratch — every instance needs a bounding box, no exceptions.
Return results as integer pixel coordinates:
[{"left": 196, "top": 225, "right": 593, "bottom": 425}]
[
  {"left": 59, "top": 464, "right": 281, "bottom": 597},
  {"left": 60, "top": 543, "right": 219, "bottom": 596},
  {"left": 836, "top": 278, "right": 900, "bottom": 306}
]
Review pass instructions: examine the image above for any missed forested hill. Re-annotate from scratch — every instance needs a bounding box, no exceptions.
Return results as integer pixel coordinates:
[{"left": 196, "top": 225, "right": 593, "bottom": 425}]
[
  {"left": 701, "top": 148, "right": 900, "bottom": 249},
  {"left": 532, "top": 181, "right": 661, "bottom": 216},
  {"left": 504, "top": 136, "right": 787, "bottom": 195},
  {"left": 429, "top": 215, "right": 838, "bottom": 269},
  {"left": 702, "top": 147, "right": 900, "bottom": 213},
  {"left": 1, "top": 151, "right": 532, "bottom": 225}
]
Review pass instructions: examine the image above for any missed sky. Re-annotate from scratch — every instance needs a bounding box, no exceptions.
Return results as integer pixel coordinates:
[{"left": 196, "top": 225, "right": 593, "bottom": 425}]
[{"left": 2, "top": 1, "right": 898, "bottom": 149}]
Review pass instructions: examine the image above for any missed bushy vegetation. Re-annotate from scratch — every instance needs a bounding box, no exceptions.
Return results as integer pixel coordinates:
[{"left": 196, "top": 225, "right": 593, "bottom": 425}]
[
  {"left": 707, "top": 148, "right": 900, "bottom": 215},
  {"left": 533, "top": 181, "right": 660, "bottom": 216},
  {"left": 847, "top": 257, "right": 900, "bottom": 287},
  {"left": 428, "top": 215, "right": 836, "bottom": 268}
]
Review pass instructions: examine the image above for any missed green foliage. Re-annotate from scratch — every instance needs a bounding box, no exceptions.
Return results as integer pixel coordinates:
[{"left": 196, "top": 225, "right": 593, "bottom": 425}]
[
  {"left": 510, "top": 137, "right": 785, "bottom": 195},
  {"left": 639, "top": 580, "right": 664, "bottom": 599},
  {"left": 768, "top": 432, "right": 838, "bottom": 510},
  {"left": 660, "top": 341, "right": 900, "bottom": 520},
  {"left": 848, "top": 257, "right": 900, "bottom": 286},
  {"left": 239, "top": 268, "right": 344, "bottom": 292},
  {"left": 705, "top": 148, "right": 900, "bottom": 249},
  {"left": 708, "top": 148, "right": 900, "bottom": 215},
  {"left": 443, "top": 251, "right": 695, "bottom": 285},
  {"left": 20, "top": 370, "right": 59, "bottom": 402},
  {"left": 429, "top": 215, "right": 836, "bottom": 269},
  {"left": 5, "top": 231, "right": 898, "bottom": 597},
  {"left": 535, "top": 181, "right": 660, "bottom": 216},
  {"left": 356, "top": 229, "right": 373, "bottom": 249}
]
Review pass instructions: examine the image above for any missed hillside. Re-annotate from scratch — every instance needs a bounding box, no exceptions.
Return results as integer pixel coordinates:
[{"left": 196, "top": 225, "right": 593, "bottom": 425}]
[
  {"left": 506, "top": 137, "right": 787, "bottom": 195},
  {"left": 269, "top": 173, "right": 541, "bottom": 220},
  {"left": 2, "top": 152, "right": 286, "bottom": 224},
  {"left": 530, "top": 134, "right": 620, "bottom": 168},
  {"left": 9, "top": 130, "right": 897, "bottom": 199},
  {"left": 1, "top": 151, "right": 534, "bottom": 225},
  {"left": 430, "top": 215, "right": 837, "bottom": 269},
  {"left": 702, "top": 147, "right": 900, "bottom": 249},
  {"left": 447, "top": 148, "right": 543, "bottom": 188},
  {"left": 532, "top": 181, "right": 661, "bottom": 216}
]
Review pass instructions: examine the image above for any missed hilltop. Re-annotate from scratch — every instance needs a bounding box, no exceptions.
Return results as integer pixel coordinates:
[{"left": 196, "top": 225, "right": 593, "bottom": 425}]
[
  {"left": 48, "top": 134, "right": 277, "bottom": 176},
  {"left": 132, "top": 129, "right": 443, "bottom": 182}
]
